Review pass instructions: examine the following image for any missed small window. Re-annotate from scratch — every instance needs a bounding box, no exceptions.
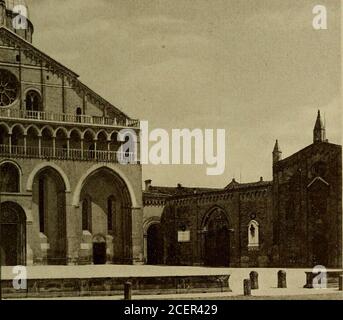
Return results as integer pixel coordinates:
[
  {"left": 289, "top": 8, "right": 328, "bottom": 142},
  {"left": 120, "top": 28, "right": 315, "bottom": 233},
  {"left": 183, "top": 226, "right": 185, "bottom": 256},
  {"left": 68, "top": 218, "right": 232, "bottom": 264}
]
[
  {"left": 16, "top": 54, "right": 20, "bottom": 62},
  {"left": 248, "top": 220, "right": 259, "bottom": 249},
  {"left": 76, "top": 107, "right": 82, "bottom": 123}
]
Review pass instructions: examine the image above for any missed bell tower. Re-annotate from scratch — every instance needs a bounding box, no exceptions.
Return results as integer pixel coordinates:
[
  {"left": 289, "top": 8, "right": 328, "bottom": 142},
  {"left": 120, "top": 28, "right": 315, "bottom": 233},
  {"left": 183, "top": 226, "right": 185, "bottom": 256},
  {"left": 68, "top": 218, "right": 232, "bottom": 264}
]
[
  {"left": 1, "top": 0, "right": 34, "bottom": 43},
  {"left": 313, "top": 110, "right": 326, "bottom": 143},
  {"left": 273, "top": 140, "right": 282, "bottom": 164}
]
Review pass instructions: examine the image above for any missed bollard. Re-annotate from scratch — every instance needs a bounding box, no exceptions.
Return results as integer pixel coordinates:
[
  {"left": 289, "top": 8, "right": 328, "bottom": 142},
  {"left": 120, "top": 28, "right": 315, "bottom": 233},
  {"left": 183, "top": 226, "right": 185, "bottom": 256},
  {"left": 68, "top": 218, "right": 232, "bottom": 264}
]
[
  {"left": 124, "top": 281, "right": 132, "bottom": 300},
  {"left": 250, "top": 271, "right": 259, "bottom": 290},
  {"left": 339, "top": 275, "right": 343, "bottom": 291},
  {"left": 277, "top": 270, "right": 287, "bottom": 288},
  {"left": 243, "top": 279, "right": 251, "bottom": 296}
]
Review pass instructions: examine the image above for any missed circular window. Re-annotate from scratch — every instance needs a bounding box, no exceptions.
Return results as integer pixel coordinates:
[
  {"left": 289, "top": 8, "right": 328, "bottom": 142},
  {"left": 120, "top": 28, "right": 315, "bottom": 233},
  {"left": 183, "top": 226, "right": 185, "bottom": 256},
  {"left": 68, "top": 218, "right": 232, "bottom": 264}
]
[{"left": 0, "top": 69, "right": 19, "bottom": 107}]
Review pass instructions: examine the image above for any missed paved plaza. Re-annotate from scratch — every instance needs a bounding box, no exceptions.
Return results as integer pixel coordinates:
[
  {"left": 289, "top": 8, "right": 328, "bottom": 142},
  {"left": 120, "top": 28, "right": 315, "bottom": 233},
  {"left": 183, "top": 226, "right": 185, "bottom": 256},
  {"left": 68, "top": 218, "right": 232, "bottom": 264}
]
[{"left": 1, "top": 265, "right": 342, "bottom": 300}]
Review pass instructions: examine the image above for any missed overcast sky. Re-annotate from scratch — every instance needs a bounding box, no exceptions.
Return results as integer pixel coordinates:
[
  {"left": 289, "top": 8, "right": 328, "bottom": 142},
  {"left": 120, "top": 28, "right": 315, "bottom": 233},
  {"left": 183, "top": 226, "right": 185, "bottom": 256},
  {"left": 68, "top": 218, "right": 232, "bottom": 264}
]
[{"left": 27, "top": 0, "right": 341, "bottom": 188}]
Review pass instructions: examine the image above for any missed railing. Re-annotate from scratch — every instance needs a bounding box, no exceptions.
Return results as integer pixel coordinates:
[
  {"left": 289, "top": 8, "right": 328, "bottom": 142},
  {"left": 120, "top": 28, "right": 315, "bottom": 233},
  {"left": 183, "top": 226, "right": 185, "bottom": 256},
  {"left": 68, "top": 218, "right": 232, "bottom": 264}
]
[
  {"left": 0, "top": 144, "right": 138, "bottom": 163},
  {"left": 0, "top": 109, "right": 140, "bottom": 128}
]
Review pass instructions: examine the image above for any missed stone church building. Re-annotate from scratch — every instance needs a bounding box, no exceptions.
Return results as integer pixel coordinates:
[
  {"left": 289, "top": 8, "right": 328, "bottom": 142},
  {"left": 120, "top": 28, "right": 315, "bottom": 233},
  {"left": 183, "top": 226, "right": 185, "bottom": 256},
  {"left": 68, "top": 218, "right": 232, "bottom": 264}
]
[
  {"left": 143, "top": 112, "right": 342, "bottom": 268},
  {"left": 0, "top": 0, "right": 143, "bottom": 266},
  {"left": 0, "top": 1, "right": 341, "bottom": 270}
]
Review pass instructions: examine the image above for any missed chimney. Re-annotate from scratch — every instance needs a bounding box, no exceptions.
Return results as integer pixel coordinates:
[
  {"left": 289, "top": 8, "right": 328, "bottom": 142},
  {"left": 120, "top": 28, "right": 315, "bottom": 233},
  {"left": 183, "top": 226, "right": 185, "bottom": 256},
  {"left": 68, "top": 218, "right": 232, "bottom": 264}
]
[
  {"left": 144, "top": 179, "right": 152, "bottom": 191},
  {"left": 260, "top": 177, "right": 263, "bottom": 182},
  {"left": 177, "top": 183, "right": 182, "bottom": 188}
]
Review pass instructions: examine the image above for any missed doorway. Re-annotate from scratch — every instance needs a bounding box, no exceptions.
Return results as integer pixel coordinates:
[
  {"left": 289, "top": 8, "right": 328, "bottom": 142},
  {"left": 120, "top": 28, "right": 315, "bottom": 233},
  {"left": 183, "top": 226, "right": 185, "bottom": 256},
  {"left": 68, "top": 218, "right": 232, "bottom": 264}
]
[
  {"left": 93, "top": 235, "right": 107, "bottom": 265},
  {"left": 147, "top": 223, "right": 163, "bottom": 265},
  {"left": 203, "top": 209, "right": 230, "bottom": 267},
  {"left": 0, "top": 202, "right": 26, "bottom": 266}
]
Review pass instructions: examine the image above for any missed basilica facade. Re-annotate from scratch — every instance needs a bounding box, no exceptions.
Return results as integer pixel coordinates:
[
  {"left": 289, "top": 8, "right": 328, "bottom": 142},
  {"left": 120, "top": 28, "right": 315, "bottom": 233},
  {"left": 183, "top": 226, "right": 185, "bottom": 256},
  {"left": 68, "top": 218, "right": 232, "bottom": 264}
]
[
  {"left": 0, "top": 1, "right": 342, "bottom": 270},
  {"left": 143, "top": 112, "right": 342, "bottom": 268},
  {"left": 0, "top": 0, "right": 143, "bottom": 266}
]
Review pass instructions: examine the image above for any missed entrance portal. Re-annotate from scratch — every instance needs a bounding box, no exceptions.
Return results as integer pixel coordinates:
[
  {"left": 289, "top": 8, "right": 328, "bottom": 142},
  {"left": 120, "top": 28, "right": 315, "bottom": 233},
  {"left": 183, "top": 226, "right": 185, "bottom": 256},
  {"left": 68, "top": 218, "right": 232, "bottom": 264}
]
[
  {"left": 203, "top": 208, "right": 230, "bottom": 267},
  {"left": 93, "top": 235, "right": 106, "bottom": 265},
  {"left": 0, "top": 202, "right": 26, "bottom": 266},
  {"left": 147, "top": 223, "right": 163, "bottom": 265}
]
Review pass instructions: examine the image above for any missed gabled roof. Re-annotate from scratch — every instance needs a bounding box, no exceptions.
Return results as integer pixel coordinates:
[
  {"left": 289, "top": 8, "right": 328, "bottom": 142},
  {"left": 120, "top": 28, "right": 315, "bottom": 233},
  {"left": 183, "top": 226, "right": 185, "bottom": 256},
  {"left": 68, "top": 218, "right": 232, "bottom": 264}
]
[{"left": 0, "top": 26, "right": 131, "bottom": 119}]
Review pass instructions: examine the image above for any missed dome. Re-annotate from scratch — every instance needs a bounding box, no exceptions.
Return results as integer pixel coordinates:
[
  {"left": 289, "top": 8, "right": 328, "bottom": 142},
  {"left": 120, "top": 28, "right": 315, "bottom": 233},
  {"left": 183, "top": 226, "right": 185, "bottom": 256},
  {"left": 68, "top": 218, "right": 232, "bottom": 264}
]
[{"left": 5, "top": 0, "right": 29, "bottom": 19}]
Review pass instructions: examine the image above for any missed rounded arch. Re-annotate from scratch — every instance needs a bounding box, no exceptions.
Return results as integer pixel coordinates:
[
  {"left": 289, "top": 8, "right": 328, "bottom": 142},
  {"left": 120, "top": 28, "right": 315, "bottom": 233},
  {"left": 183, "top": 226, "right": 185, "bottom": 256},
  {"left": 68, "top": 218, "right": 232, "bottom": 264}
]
[
  {"left": 68, "top": 127, "right": 82, "bottom": 139},
  {"left": 0, "top": 160, "right": 21, "bottom": 193},
  {"left": 109, "top": 130, "right": 120, "bottom": 139},
  {"left": 95, "top": 129, "right": 110, "bottom": 141},
  {"left": 143, "top": 216, "right": 161, "bottom": 236},
  {"left": 24, "top": 124, "right": 41, "bottom": 136},
  {"left": 93, "top": 234, "right": 106, "bottom": 243},
  {"left": 0, "top": 201, "right": 26, "bottom": 221},
  {"left": 82, "top": 128, "right": 96, "bottom": 140},
  {"left": 0, "top": 122, "right": 11, "bottom": 133},
  {"left": 41, "top": 125, "right": 55, "bottom": 137},
  {"left": 26, "top": 162, "right": 71, "bottom": 192},
  {"left": 23, "top": 87, "right": 41, "bottom": 97},
  {"left": 54, "top": 127, "right": 69, "bottom": 138},
  {"left": 25, "top": 88, "right": 42, "bottom": 112},
  {"left": 247, "top": 219, "right": 259, "bottom": 227},
  {"left": 9, "top": 123, "right": 25, "bottom": 135},
  {"left": 0, "top": 159, "right": 23, "bottom": 175},
  {"left": 248, "top": 219, "right": 260, "bottom": 248},
  {"left": 72, "top": 164, "right": 138, "bottom": 208}
]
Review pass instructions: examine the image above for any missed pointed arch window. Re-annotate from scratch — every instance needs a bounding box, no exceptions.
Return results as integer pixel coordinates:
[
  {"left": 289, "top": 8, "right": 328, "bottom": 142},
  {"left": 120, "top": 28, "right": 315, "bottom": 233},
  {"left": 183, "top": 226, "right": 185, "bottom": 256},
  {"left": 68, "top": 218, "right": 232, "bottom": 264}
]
[
  {"left": 248, "top": 220, "right": 259, "bottom": 249},
  {"left": 38, "top": 177, "right": 45, "bottom": 232},
  {"left": 107, "top": 196, "right": 116, "bottom": 232},
  {"left": 82, "top": 195, "right": 92, "bottom": 232}
]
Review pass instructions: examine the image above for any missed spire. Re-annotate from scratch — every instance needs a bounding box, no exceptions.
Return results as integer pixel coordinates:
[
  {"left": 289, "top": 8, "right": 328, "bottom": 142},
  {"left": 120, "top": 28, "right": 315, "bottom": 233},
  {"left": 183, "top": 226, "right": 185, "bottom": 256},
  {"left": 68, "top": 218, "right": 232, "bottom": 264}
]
[
  {"left": 273, "top": 140, "right": 282, "bottom": 163},
  {"left": 313, "top": 110, "right": 326, "bottom": 143}
]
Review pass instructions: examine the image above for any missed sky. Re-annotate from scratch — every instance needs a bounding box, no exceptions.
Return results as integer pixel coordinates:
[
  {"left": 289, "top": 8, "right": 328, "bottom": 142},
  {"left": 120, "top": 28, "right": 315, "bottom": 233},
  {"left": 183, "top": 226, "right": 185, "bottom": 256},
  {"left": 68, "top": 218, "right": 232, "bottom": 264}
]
[{"left": 26, "top": 0, "right": 341, "bottom": 188}]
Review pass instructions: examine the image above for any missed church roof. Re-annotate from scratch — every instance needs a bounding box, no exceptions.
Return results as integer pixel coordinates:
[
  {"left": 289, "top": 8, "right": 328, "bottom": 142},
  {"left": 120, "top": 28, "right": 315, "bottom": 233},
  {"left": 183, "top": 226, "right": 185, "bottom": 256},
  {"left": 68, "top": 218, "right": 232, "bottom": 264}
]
[
  {"left": 144, "top": 185, "right": 221, "bottom": 197},
  {"left": 0, "top": 26, "right": 133, "bottom": 120}
]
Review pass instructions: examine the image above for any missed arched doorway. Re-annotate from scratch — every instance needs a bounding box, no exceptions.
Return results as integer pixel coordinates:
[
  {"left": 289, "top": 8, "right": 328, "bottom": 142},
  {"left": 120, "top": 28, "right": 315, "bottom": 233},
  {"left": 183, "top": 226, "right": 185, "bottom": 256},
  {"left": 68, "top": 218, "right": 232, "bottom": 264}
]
[
  {"left": 93, "top": 235, "right": 106, "bottom": 265},
  {"left": 80, "top": 167, "right": 132, "bottom": 264},
  {"left": 0, "top": 202, "right": 26, "bottom": 266},
  {"left": 32, "top": 167, "right": 67, "bottom": 265},
  {"left": 202, "top": 208, "right": 230, "bottom": 267},
  {"left": 147, "top": 223, "right": 163, "bottom": 265}
]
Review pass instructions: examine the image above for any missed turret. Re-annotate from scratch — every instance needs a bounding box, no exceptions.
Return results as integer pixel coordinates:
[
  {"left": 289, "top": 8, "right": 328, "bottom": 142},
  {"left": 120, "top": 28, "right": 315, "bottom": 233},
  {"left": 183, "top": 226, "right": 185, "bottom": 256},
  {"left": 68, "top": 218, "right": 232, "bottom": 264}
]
[
  {"left": 313, "top": 110, "right": 326, "bottom": 143},
  {"left": 273, "top": 140, "right": 282, "bottom": 163}
]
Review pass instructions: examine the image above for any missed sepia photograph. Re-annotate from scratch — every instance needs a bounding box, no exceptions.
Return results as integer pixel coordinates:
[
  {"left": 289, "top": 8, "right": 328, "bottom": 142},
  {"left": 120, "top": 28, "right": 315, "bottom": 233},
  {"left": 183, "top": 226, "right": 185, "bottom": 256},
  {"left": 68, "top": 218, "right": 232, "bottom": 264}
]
[{"left": 0, "top": 0, "right": 342, "bottom": 310}]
